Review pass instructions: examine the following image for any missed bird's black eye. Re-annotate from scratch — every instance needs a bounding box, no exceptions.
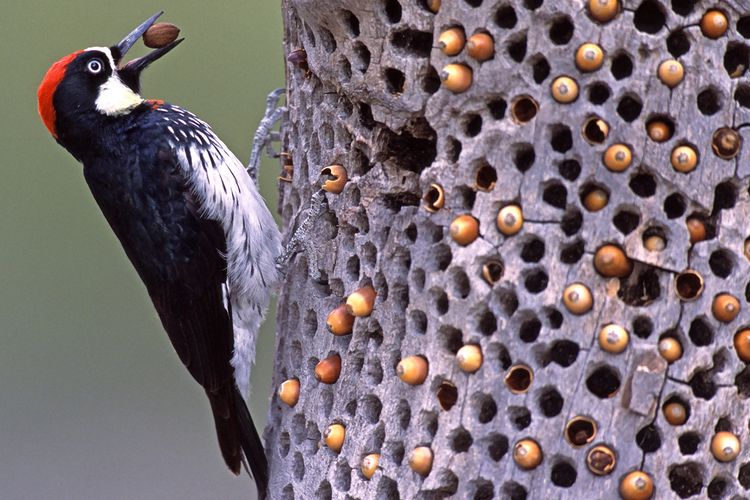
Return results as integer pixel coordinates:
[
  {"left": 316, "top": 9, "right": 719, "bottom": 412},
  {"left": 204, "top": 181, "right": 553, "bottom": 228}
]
[{"left": 86, "top": 59, "right": 103, "bottom": 74}]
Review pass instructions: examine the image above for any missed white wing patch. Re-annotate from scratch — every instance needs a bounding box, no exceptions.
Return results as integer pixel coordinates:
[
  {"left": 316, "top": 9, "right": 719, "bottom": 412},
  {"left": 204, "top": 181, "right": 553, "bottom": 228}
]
[{"left": 168, "top": 106, "right": 282, "bottom": 398}]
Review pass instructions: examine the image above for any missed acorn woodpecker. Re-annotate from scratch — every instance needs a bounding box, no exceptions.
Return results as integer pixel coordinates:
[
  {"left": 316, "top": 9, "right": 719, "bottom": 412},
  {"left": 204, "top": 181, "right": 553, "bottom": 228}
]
[{"left": 37, "top": 12, "right": 280, "bottom": 498}]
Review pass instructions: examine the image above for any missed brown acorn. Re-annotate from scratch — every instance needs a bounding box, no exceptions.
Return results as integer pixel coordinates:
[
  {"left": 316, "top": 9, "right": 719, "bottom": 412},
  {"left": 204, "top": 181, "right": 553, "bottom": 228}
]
[
  {"left": 320, "top": 165, "right": 348, "bottom": 194},
  {"left": 657, "top": 59, "right": 684, "bottom": 88},
  {"left": 603, "top": 144, "right": 632, "bottom": 172},
  {"left": 646, "top": 120, "right": 672, "bottom": 142},
  {"left": 658, "top": 337, "right": 683, "bottom": 363},
  {"left": 450, "top": 215, "right": 480, "bottom": 246},
  {"left": 701, "top": 9, "right": 729, "bottom": 39},
  {"left": 426, "top": 0, "right": 440, "bottom": 13},
  {"left": 277, "top": 378, "right": 300, "bottom": 407},
  {"left": 315, "top": 353, "right": 342, "bottom": 384},
  {"left": 734, "top": 329, "right": 750, "bottom": 363},
  {"left": 583, "top": 188, "right": 609, "bottom": 212},
  {"left": 397, "top": 355, "right": 429, "bottom": 385},
  {"left": 513, "top": 438, "right": 543, "bottom": 470},
  {"left": 497, "top": 204, "right": 523, "bottom": 235},
  {"left": 346, "top": 286, "right": 376, "bottom": 317},
  {"left": 712, "top": 293, "right": 740, "bottom": 323},
  {"left": 437, "top": 27, "right": 465, "bottom": 56},
  {"left": 326, "top": 304, "right": 355, "bottom": 336},
  {"left": 598, "top": 324, "right": 629, "bottom": 354},
  {"left": 594, "top": 245, "right": 631, "bottom": 278},
  {"left": 456, "top": 344, "right": 483, "bottom": 373},
  {"left": 663, "top": 401, "right": 688, "bottom": 426},
  {"left": 324, "top": 423, "right": 346, "bottom": 452},
  {"left": 143, "top": 22, "right": 181, "bottom": 49},
  {"left": 408, "top": 446, "right": 434, "bottom": 476},
  {"left": 588, "top": 0, "right": 619, "bottom": 23},
  {"left": 575, "top": 43, "right": 604, "bottom": 72},
  {"left": 562, "top": 283, "right": 593, "bottom": 315},
  {"left": 671, "top": 145, "right": 698, "bottom": 173},
  {"left": 711, "top": 431, "right": 741, "bottom": 462},
  {"left": 686, "top": 217, "right": 707, "bottom": 244},
  {"left": 440, "top": 64, "right": 472, "bottom": 93},
  {"left": 619, "top": 470, "right": 654, "bottom": 500},
  {"left": 361, "top": 453, "right": 379, "bottom": 479},
  {"left": 466, "top": 32, "right": 494, "bottom": 61},
  {"left": 551, "top": 76, "right": 579, "bottom": 103}
]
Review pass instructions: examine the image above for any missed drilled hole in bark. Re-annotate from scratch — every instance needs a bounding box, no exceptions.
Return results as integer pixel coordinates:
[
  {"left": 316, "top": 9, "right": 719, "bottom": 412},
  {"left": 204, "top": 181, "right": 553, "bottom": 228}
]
[
  {"left": 476, "top": 164, "right": 497, "bottom": 191},
  {"left": 713, "top": 181, "right": 738, "bottom": 213},
  {"left": 464, "top": 114, "right": 483, "bottom": 137},
  {"left": 707, "top": 477, "right": 728, "bottom": 499},
  {"left": 560, "top": 208, "right": 583, "bottom": 236},
  {"left": 678, "top": 432, "right": 701, "bottom": 455},
  {"left": 613, "top": 208, "right": 640, "bottom": 235},
  {"left": 617, "top": 95, "right": 643, "bottom": 122},
  {"left": 487, "top": 433, "right": 509, "bottom": 461},
  {"left": 611, "top": 53, "right": 633, "bottom": 80},
  {"left": 333, "top": 460, "right": 351, "bottom": 492},
  {"left": 634, "top": 0, "right": 665, "bottom": 33},
  {"left": 513, "top": 143, "right": 536, "bottom": 172},
  {"left": 352, "top": 42, "right": 371, "bottom": 73},
  {"left": 495, "top": 5, "right": 518, "bottom": 28},
  {"left": 437, "top": 380, "right": 458, "bottom": 410},
  {"left": 551, "top": 461, "right": 577, "bottom": 487},
  {"left": 439, "top": 325, "right": 463, "bottom": 354},
  {"left": 558, "top": 159, "right": 581, "bottom": 180},
  {"left": 475, "top": 307, "right": 497, "bottom": 336},
  {"left": 280, "top": 432, "right": 291, "bottom": 457},
  {"left": 511, "top": 98, "right": 538, "bottom": 124},
  {"left": 697, "top": 87, "right": 722, "bottom": 115},
  {"left": 506, "top": 365, "right": 533, "bottom": 393},
  {"left": 340, "top": 10, "right": 360, "bottom": 37},
  {"left": 671, "top": 0, "right": 695, "bottom": 16},
  {"left": 450, "top": 427, "right": 473, "bottom": 452},
  {"left": 472, "top": 393, "right": 498, "bottom": 423},
  {"left": 618, "top": 267, "right": 661, "bottom": 306},
  {"left": 549, "top": 16, "right": 574, "bottom": 45},
  {"left": 470, "top": 479, "right": 494, "bottom": 500},
  {"left": 390, "top": 28, "right": 432, "bottom": 57},
  {"left": 709, "top": 249, "right": 735, "bottom": 278},
  {"left": 549, "top": 124, "right": 573, "bottom": 152},
  {"left": 689, "top": 369, "right": 717, "bottom": 400},
  {"left": 524, "top": 0, "right": 542, "bottom": 8},
  {"left": 549, "top": 340, "right": 580, "bottom": 367},
  {"left": 546, "top": 308, "right": 563, "bottom": 328},
  {"left": 669, "top": 463, "right": 704, "bottom": 499},
  {"left": 281, "top": 485, "right": 293, "bottom": 500},
  {"left": 560, "top": 239, "right": 585, "bottom": 264},
  {"left": 422, "top": 65, "right": 440, "bottom": 94},
  {"left": 519, "top": 316, "right": 542, "bottom": 342},
  {"left": 293, "top": 452, "right": 305, "bottom": 481},
  {"left": 411, "top": 268, "right": 425, "bottom": 292},
  {"left": 338, "top": 57, "right": 352, "bottom": 82},
  {"left": 531, "top": 55, "right": 551, "bottom": 83},
  {"left": 725, "top": 42, "right": 749, "bottom": 78},
  {"left": 538, "top": 387, "right": 564, "bottom": 417},
  {"left": 384, "top": 0, "right": 402, "bottom": 23},
  {"left": 502, "top": 482, "right": 528, "bottom": 500},
  {"left": 521, "top": 236, "right": 545, "bottom": 262},
  {"left": 446, "top": 136, "right": 462, "bottom": 162},
  {"left": 543, "top": 183, "right": 567, "bottom": 209},
  {"left": 736, "top": 84, "right": 750, "bottom": 109},
  {"left": 464, "top": 0, "right": 482, "bottom": 6},
  {"left": 736, "top": 366, "right": 750, "bottom": 398},
  {"left": 667, "top": 29, "right": 691, "bottom": 57},
  {"left": 636, "top": 424, "right": 661, "bottom": 452},
  {"left": 715, "top": 417, "right": 733, "bottom": 433},
  {"left": 582, "top": 116, "right": 608, "bottom": 144},
  {"left": 508, "top": 406, "right": 532, "bottom": 429},
  {"left": 588, "top": 82, "right": 611, "bottom": 104},
  {"left": 488, "top": 98, "right": 507, "bottom": 119},
  {"left": 507, "top": 33, "right": 527, "bottom": 62},
  {"left": 319, "top": 27, "right": 337, "bottom": 54},
  {"left": 430, "top": 288, "right": 449, "bottom": 315},
  {"left": 494, "top": 287, "right": 519, "bottom": 317},
  {"left": 565, "top": 417, "right": 596, "bottom": 447},
  {"left": 395, "top": 399, "right": 411, "bottom": 430},
  {"left": 740, "top": 463, "right": 750, "bottom": 489},
  {"left": 629, "top": 172, "right": 656, "bottom": 197},
  {"left": 664, "top": 193, "right": 686, "bottom": 218},
  {"left": 586, "top": 365, "right": 620, "bottom": 398}
]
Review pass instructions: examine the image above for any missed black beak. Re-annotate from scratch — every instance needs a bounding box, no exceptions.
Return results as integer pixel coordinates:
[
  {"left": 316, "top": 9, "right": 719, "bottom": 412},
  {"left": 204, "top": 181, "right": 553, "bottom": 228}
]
[{"left": 112, "top": 12, "right": 183, "bottom": 93}]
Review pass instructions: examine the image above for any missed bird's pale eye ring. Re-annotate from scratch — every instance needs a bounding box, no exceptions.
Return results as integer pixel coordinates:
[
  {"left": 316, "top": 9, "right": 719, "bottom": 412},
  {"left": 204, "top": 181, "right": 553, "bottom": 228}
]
[{"left": 87, "top": 59, "right": 103, "bottom": 74}]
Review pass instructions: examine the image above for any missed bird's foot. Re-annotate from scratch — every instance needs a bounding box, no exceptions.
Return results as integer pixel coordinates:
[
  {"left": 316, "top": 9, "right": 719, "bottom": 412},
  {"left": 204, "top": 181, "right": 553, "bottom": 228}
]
[
  {"left": 247, "top": 88, "right": 286, "bottom": 183},
  {"left": 276, "top": 188, "right": 327, "bottom": 282}
]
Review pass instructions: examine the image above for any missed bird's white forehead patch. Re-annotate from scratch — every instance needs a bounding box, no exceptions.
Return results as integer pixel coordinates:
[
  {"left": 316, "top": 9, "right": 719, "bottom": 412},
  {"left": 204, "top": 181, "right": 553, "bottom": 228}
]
[{"left": 85, "top": 46, "right": 143, "bottom": 116}]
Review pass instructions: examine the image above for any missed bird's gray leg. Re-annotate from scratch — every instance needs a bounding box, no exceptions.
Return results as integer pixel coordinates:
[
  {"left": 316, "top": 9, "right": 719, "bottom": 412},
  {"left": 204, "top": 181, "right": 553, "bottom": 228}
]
[
  {"left": 247, "top": 88, "right": 286, "bottom": 184},
  {"left": 276, "top": 189, "right": 327, "bottom": 281}
]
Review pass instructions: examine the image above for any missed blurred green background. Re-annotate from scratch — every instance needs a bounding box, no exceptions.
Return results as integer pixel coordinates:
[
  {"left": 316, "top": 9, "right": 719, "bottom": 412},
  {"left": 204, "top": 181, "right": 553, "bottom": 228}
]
[{"left": 1, "top": 1, "right": 283, "bottom": 499}]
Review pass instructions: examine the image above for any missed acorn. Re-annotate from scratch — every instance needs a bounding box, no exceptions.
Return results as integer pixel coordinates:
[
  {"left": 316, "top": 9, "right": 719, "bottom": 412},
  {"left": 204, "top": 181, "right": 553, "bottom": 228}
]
[
  {"left": 440, "top": 64, "right": 472, "bottom": 93},
  {"left": 712, "top": 293, "right": 740, "bottom": 323},
  {"left": 575, "top": 43, "right": 604, "bottom": 72},
  {"left": 619, "top": 470, "right": 654, "bottom": 500},
  {"left": 588, "top": 0, "right": 619, "bottom": 23},
  {"left": 657, "top": 59, "right": 684, "bottom": 88},
  {"left": 565, "top": 416, "right": 597, "bottom": 447},
  {"left": 583, "top": 188, "right": 609, "bottom": 212},
  {"left": 505, "top": 364, "right": 533, "bottom": 394},
  {"left": 324, "top": 423, "right": 346, "bottom": 452},
  {"left": 511, "top": 96, "right": 539, "bottom": 123},
  {"left": 437, "top": 27, "right": 465, "bottom": 56},
  {"left": 587, "top": 444, "right": 616, "bottom": 476},
  {"left": 456, "top": 344, "right": 483, "bottom": 373},
  {"left": 408, "top": 446, "right": 434, "bottom": 476},
  {"left": 346, "top": 286, "right": 376, "bottom": 317},
  {"left": 594, "top": 245, "right": 631, "bottom": 278},
  {"left": 701, "top": 10, "right": 729, "bottom": 39},
  {"left": 551, "top": 76, "right": 579, "bottom": 103},
  {"left": 670, "top": 145, "right": 698, "bottom": 173},
  {"left": 497, "top": 204, "right": 523, "bottom": 235},
  {"left": 658, "top": 337, "right": 683, "bottom": 363},
  {"left": 320, "top": 165, "right": 348, "bottom": 194},
  {"left": 686, "top": 217, "right": 707, "bottom": 244},
  {"left": 646, "top": 120, "right": 672, "bottom": 142},
  {"left": 674, "top": 270, "right": 704, "bottom": 301},
  {"left": 663, "top": 401, "right": 688, "bottom": 426},
  {"left": 277, "top": 378, "right": 300, "bottom": 407},
  {"left": 603, "top": 144, "right": 632, "bottom": 172},
  {"left": 426, "top": 0, "right": 440, "bottom": 13},
  {"left": 598, "top": 324, "right": 629, "bottom": 354},
  {"left": 397, "top": 355, "right": 429, "bottom": 385},
  {"left": 711, "top": 431, "right": 741, "bottom": 462},
  {"left": 481, "top": 259, "right": 504, "bottom": 285},
  {"left": 423, "top": 183, "right": 445, "bottom": 212},
  {"left": 450, "top": 215, "right": 480, "bottom": 246},
  {"left": 643, "top": 234, "right": 666, "bottom": 252},
  {"left": 466, "top": 32, "right": 494, "bottom": 61},
  {"left": 361, "top": 453, "right": 379, "bottom": 479},
  {"left": 712, "top": 127, "right": 741, "bottom": 159},
  {"left": 513, "top": 438, "right": 543, "bottom": 470},
  {"left": 326, "top": 304, "right": 355, "bottom": 336},
  {"left": 734, "top": 329, "right": 750, "bottom": 363},
  {"left": 143, "top": 22, "right": 181, "bottom": 49},
  {"left": 562, "top": 283, "right": 593, "bottom": 315},
  {"left": 315, "top": 354, "right": 342, "bottom": 384}
]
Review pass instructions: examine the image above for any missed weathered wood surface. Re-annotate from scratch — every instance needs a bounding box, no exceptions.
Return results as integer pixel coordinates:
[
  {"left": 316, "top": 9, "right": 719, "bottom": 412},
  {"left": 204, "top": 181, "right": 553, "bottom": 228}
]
[{"left": 266, "top": 0, "right": 750, "bottom": 498}]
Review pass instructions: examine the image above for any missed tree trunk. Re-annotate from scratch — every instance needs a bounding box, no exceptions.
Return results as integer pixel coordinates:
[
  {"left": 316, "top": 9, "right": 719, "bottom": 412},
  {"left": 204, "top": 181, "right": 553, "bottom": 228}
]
[{"left": 267, "top": 1, "right": 750, "bottom": 498}]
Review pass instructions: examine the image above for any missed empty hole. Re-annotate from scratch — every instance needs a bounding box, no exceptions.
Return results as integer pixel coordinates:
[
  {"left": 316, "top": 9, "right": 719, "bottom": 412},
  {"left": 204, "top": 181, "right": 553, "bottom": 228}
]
[
  {"left": 549, "top": 124, "right": 573, "bottom": 152},
  {"left": 583, "top": 117, "right": 608, "bottom": 144},
  {"left": 611, "top": 53, "right": 634, "bottom": 80},
  {"left": 636, "top": 424, "right": 662, "bottom": 453},
  {"left": 524, "top": 0, "right": 543, "bottom": 8},
  {"left": 446, "top": 136, "right": 462, "bottom": 162},
  {"left": 532, "top": 56, "right": 551, "bottom": 83},
  {"left": 495, "top": 5, "right": 518, "bottom": 29},
  {"left": 423, "top": 65, "right": 441, "bottom": 94},
  {"left": 487, "top": 433, "right": 509, "bottom": 461},
  {"left": 558, "top": 159, "right": 581, "bottom": 180},
  {"left": 476, "top": 307, "right": 497, "bottom": 336},
  {"left": 503, "top": 482, "right": 528, "bottom": 500},
  {"left": 585, "top": 365, "right": 620, "bottom": 398},
  {"left": 464, "top": 0, "right": 482, "bottom": 6},
  {"left": 450, "top": 427, "right": 473, "bottom": 452},
  {"left": 409, "top": 310, "right": 427, "bottom": 335},
  {"left": 633, "top": 0, "right": 665, "bottom": 34},
  {"left": 384, "top": 68, "right": 405, "bottom": 94},
  {"left": 488, "top": 98, "right": 507, "bottom": 120},
  {"left": 495, "top": 288, "right": 519, "bottom": 317},
  {"left": 678, "top": 432, "right": 701, "bottom": 455},
  {"left": 519, "top": 316, "right": 542, "bottom": 342},
  {"left": 318, "top": 27, "right": 337, "bottom": 54},
  {"left": 551, "top": 462, "right": 577, "bottom": 487},
  {"left": 549, "top": 17, "right": 574, "bottom": 45},
  {"left": 736, "top": 366, "right": 750, "bottom": 398},
  {"left": 709, "top": 249, "right": 734, "bottom": 278},
  {"left": 740, "top": 463, "right": 750, "bottom": 489},
  {"left": 511, "top": 98, "right": 538, "bottom": 124},
  {"left": 390, "top": 28, "right": 433, "bottom": 57},
  {"left": 632, "top": 316, "right": 653, "bottom": 339},
  {"left": 613, "top": 209, "right": 640, "bottom": 235},
  {"left": 697, "top": 87, "right": 722, "bottom": 115},
  {"left": 713, "top": 181, "right": 738, "bottom": 213},
  {"left": 361, "top": 394, "right": 383, "bottom": 423},
  {"left": 725, "top": 42, "right": 750, "bottom": 78},
  {"left": 675, "top": 270, "right": 703, "bottom": 300},
  {"left": 715, "top": 417, "right": 733, "bottom": 433},
  {"left": 508, "top": 406, "right": 532, "bottom": 429},
  {"left": 707, "top": 477, "right": 727, "bottom": 499},
  {"left": 617, "top": 95, "right": 643, "bottom": 122},
  {"left": 618, "top": 267, "right": 661, "bottom": 306},
  {"left": 736, "top": 84, "right": 750, "bottom": 108},
  {"left": 488, "top": 342, "right": 513, "bottom": 370},
  {"left": 588, "top": 82, "right": 611, "bottom": 104},
  {"left": 739, "top": 16, "right": 750, "bottom": 40},
  {"left": 430, "top": 288, "right": 449, "bottom": 315},
  {"left": 524, "top": 268, "right": 548, "bottom": 294},
  {"left": 669, "top": 463, "right": 704, "bottom": 498},
  {"left": 384, "top": 0, "right": 402, "bottom": 23},
  {"left": 549, "top": 340, "right": 580, "bottom": 367},
  {"left": 472, "top": 393, "right": 498, "bottom": 423},
  {"left": 538, "top": 387, "right": 564, "bottom": 417},
  {"left": 689, "top": 368, "right": 717, "bottom": 400},
  {"left": 340, "top": 10, "right": 360, "bottom": 37},
  {"left": 513, "top": 143, "right": 536, "bottom": 172},
  {"left": 671, "top": 0, "right": 695, "bottom": 16},
  {"left": 688, "top": 317, "right": 714, "bottom": 346},
  {"left": 470, "top": 479, "right": 494, "bottom": 500},
  {"left": 667, "top": 29, "right": 691, "bottom": 57},
  {"left": 476, "top": 164, "right": 497, "bottom": 191},
  {"left": 457, "top": 184, "right": 476, "bottom": 210},
  {"left": 464, "top": 114, "right": 483, "bottom": 137},
  {"left": 352, "top": 42, "right": 371, "bottom": 73},
  {"left": 560, "top": 208, "right": 583, "bottom": 236},
  {"left": 664, "top": 193, "right": 686, "bottom": 218},
  {"left": 449, "top": 268, "right": 471, "bottom": 299},
  {"left": 543, "top": 183, "right": 567, "bottom": 209},
  {"left": 437, "top": 381, "right": 458, "bottom": 410},
  {"left": 546, "top": 308, "right": 563, "bottom": 329},
  {"left": 506, "top": 365, "right": 533, "bottom": 393},
  {"left": 507, "top": 33, "right": 527, "bottom": 62},
  {"left": 521, "top": 237, "right": 545, "bottom": 262},
  {"left": 629, "top": 172, "right": 656, "bottom": 197}
]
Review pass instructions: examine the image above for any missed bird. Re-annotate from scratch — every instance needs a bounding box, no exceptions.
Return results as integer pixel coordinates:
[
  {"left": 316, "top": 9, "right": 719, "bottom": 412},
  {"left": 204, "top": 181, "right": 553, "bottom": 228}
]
[{"left": 36, "top": 12, "right": 280, "bottom": 498}]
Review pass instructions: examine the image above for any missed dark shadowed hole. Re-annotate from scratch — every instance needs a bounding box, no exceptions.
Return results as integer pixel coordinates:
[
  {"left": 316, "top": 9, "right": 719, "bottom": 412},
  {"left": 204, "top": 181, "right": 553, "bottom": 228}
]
[
  {"left": 487, "top": 433, "right": 509, "bottom": 461},
  {"left": 560, "top": 208, "right": 583, "bottom": 236},
  {"left": 538, "top": 387, "right": 564, "bottom": 417},
  {"left": 688, "top": 317, "right": 714, "bottom": 346},
  {"left": 446, "top": 136, "right": 462, "bottom": 163},
  {"left": 667, "top": 29, "right": 691, "bottom": 57},
  {"left": 503, "top": 482, "right": 528, "bottom": 500},
  {"left": 423, "top": 65, "right": 441, "bottom": 94},
  {"left": 671, "top": 0, "right": 695, "bottom": 16},
  {"left": 634, "top": 0, "right": 665, "bottom": 34},
  {"left": 473, "top": 393, "right": 497, "bottom": 423},
  {"left": 341, "top": 10, "right": 360, "bottom": 37},
  {"left": 390, "top": 28, "right": 433, "bottom": 57},
  {"left": 588, "top": 82, "right": 611, "bottom": 104},
  {"left": 617, "top": 95, "right": 643, "bottom": 122},
  {"left": 632, "top": 316, "right": 653, "bottom": 338},
  {"left": 521, "top": 237, "right": 545, "bottom": 262},
  {"left": 508, "top": 406, "right": 532, "bottom": 429},
  {"left": 551, "top": 462, "right": 577, "bottom": 487},
  {"left": 464, "top": 114, "right": 482, "bottom": 137},
  {"left": 476, "top": 307, "right": 497, "bottom": 336},
  {"left": 471, "top": 479, "right": 494, "bottom": 500},
  {"left": 546, "top": 308, "right": 563, "bottom": 329},
  {"left": 740, "top": 16, "right": 750, "bottom": 38},
  {"left": 613, "top": 209, "right": 640, "bottom": 235},
  {"left": 636, "top": 424, "right": 661, "bottom": 453},
  {"left": 464, "top": 0, "right": 482, "bottom": 6},
  {"left": 558, "top": 159, "right": 581, "bottom": 180},
  {"left": 678, "top": 432, "right": 701, "bottom": 455},
  {"left": 629, "top": 172, "right": 656, "bottom": 197},
  {"left": 543, "top": 183, "right": 567, "bottom": 209},
  {"left": 560, "top": 239, "right": 585, "bottom": 264},
  {"left": 550, "top": 124, "right": 573, "bottom": 152},
  {"left": 736, "top": 84, "right": 750, "bottom": 107},
  {"left": 664, "top": 193, "right": 686, "bottom": 218},
  {"left": 439, "top": 325, "right": 463, "bottom": 354},
  {"left": 507, "top": 34, "right": 527, "bottom": 63},
  {"left": 586, "top": 366, "right": 620, "bottom": 398},
  {"left": 583, "top": 117, "right": 608, "bottom": 144},
  {"left": 488, "top": 98, "right": 507, "bottom": 119},
  {"left": 611, "top": 53, "right": 633, "bottom": 80},
  {"left": 384, "top": 68, "right": 406, "bottom": 94},
  {"left": 549, "top": 17, "right": 574, "bottom": 45},
  {"left": 740, "top": 463, "right": 750, "bottom": 489},
  {"left": 737, "top": 366, "right": 750, "bottom": 398},
  {"left": 450, "top": 427, "right": 473, "bottom": 452},
  {"left": 725, "top": 42, "right": 750, "bottom": 78},
  {"left": 618, "top": 267, "right": 661, "bottom": 306},
  {"left": 352, "top": 42, "right": 371, "bottom": 73},
  {"left": 437, "top": 380, "right": 458, "bottom": 410},
  {"left": 707, "top": 477, "right": 727, "bottom": 499},
  {"left": 476, "top": 164, "right": 497, "bottom": 191},
  {"left": 715, "top": 417, "right": 732, "bottom": 433},
  {"left": 495, "top": 5, "right": 518, "bottom": 28},
  {"left": 524, "top": 0, "right": 542, "bottom": 8},
  {"left": 384, "top": 0, "right": 402, "bottom": 23},
  {"left": 709, "top": 249, "right": 734, "bottom": 278},
  {"left": 495, "top": 288, "right": 519, "bottom": 317},
  {"left": 697, "top": 87, "right": 722, "bottom": 115},
  {"left": 713, "top": 181, "right": 738, "bottom": 214},
  {"left": 519, "top": 316, "right": 541, "bottom": 342},
  {"left": 689, "top": 369, "right": 717, "bottom": 400},
  {"left": 532, "top": 56, "right": 550, "bottom": 83},
  {"left": 549, "top": 340, "right": 579, "bottom": 367},
  {"left": 513, "top": 143, "right": 536, "bottom": 172},
  {"left": 669, "top": 462, "right": 704, "bottom": 498}
]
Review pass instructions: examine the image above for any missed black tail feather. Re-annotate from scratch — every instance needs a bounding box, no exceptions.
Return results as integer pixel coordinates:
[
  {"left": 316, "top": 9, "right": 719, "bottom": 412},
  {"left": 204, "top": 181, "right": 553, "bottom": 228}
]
[{"left": 234, "top": 386, "right": 269, "bottom": 500}]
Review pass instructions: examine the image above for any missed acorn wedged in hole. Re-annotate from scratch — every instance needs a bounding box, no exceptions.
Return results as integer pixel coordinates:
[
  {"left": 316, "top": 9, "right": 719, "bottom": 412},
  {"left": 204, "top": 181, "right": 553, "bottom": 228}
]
[
  {"left": 588, "top": 0, "right": 619, "bottom": 23},
  {"left": 619, "top": 470, "right": 654, "bottom": 500},
  {"left": 346, "top": 286, "right": 376, "bottom": 317},
  {"left": 603, "top": 144, "right": 632, "bottom": 172},
  {"left": 423, "top": 183, "right": 445, "bottom": 212},
  {"left": 361, "top": 453, "right": 379, "bottom": 479},
  {"left": 456, "top": 344, "right": 483, "bottom": 373},
  {"left": 658, "top": 337, "right": 682, "bottom": 363},
  {"left": 671, "top": 145, "right": 698, "bottom": 172},
  {"left": 575, "top": 43, "right": 604, "bottom": 72},
  {"left": 711, "top": 431, "right": 740, "bottom": 462},
  {"left": 327, "top": 304, "right": 355, "bottom": 336},
  {"left": 646, "top": 120, "right": 672, "bottom": 142},
  {"left": 594, "top": 245, "right": 631, "bottom": 278},
  {"left": 701, "top": 9, "right": 728, "bottom": 39},
  {"left": 324, "top": 423, "right": 346, "bottom": 452},
  {"left": 551, "top": 76, "right": 579, "bottom": 103},
  {"left": 712, "top": 127, "right": 741, "bottom": 159},
  {"left": 712, "top": 293, "right": 740, "bottom": 323},
  {"left": 686, "top": 217, "right": 707, "bottom": 243},
  {"left": 674, "top": 269, "right": 704, "bottom": 301},
  {"left": 440, "top": 64, "right": 472, "bottom": 93},
  {"left": 466, "top": 33, "right": 494, "bottom": 61},
  {"left": 437, "top": 27, "right": 465, "bottom": 56},
  {"left": 513, "top": 438, "right": 542, "bottom": 470},
  {"left": 734, "top": 329, "right": 750, "bottom": 363},
  {"left": 583, "top": 188, "right": 608, "bottom": 212},
  {"left": 315, "top": 354, "right": 342, "bottom": 384},
  {"left": 278, "top": 378, "right": 300, "bottom": 407},
  {"left": 587, "top": 444, "right": 616, "bottom": 476},
  {"left": 409, "top": 446, "right": 433, "bottom": 476},
  {"left": 143, "top": 22, "right": 181, "bottom": 48},
  {"left": 563, "top": 283, "right": 593, "bottom": 315},
  {"left": 450, "top": 215, "right": 479, "bottom": 245},
  {"left": 598, "top": 324, "right": 629, "bottom": 354},
  {"left": 657, "top": 59, "right": 684, "bottom": 88},
  {"left": 426, "top": 0, "right": 440, "bottom": 13},
  {"left": 663, "top": 401, "right": 687, "bottom": 425},
  {"left": 320, "top": 165, "right": 348, "bottom": 193},
  {"left": 497, "top": 204, "right": 523, "bottom": 235},
  {"left": 397, "top": 355, "right": 428, "bottom": 385}
]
